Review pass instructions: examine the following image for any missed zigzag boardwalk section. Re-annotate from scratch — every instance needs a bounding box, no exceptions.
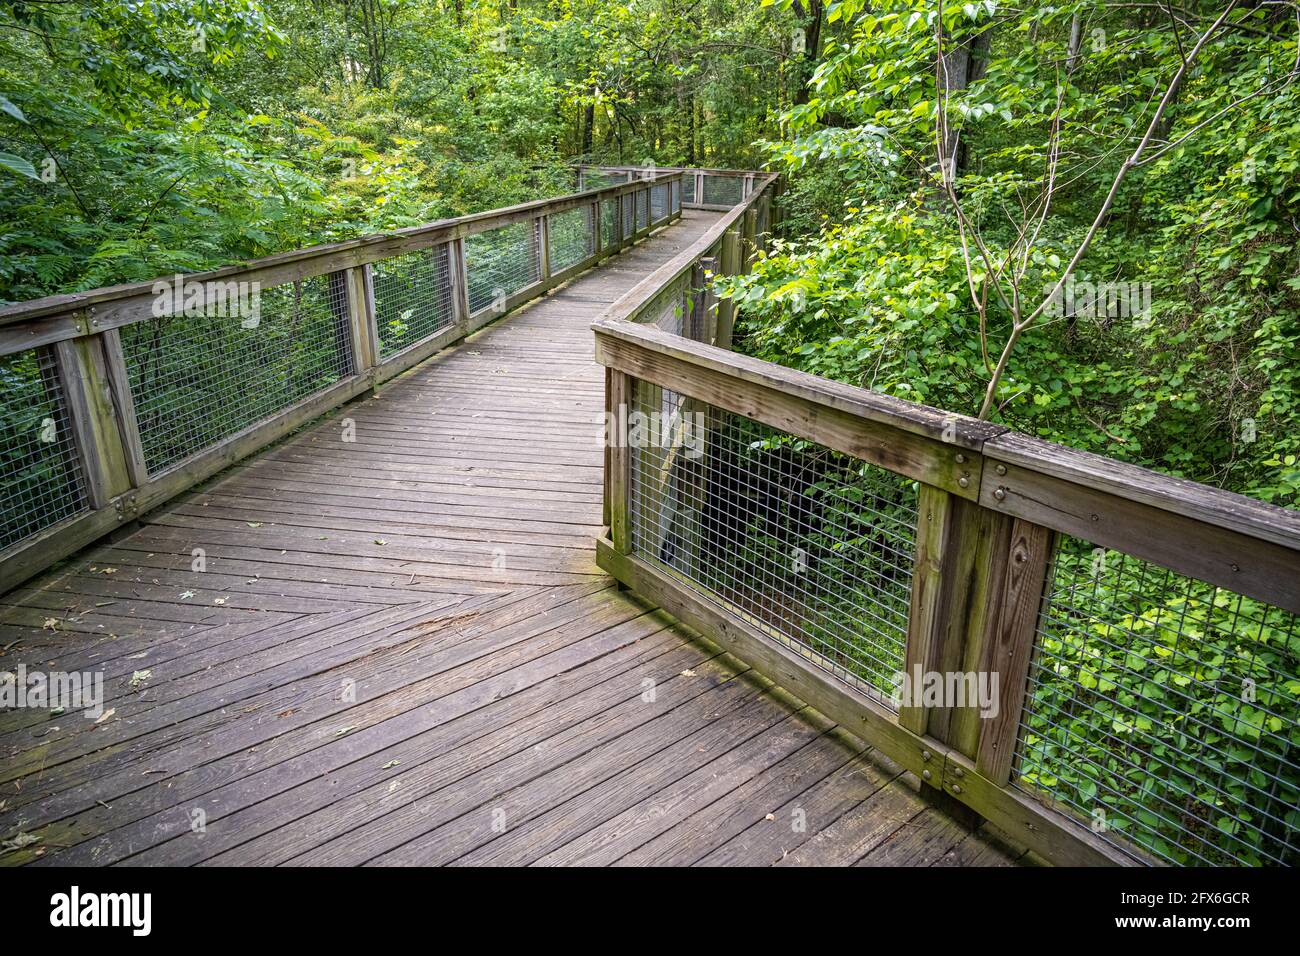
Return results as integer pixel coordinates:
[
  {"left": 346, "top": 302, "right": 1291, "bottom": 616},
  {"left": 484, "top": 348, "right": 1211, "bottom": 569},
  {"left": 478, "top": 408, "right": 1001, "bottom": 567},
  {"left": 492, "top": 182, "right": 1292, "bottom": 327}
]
[{"left": 0, "top": 212, "right": 1023, "bottom": 867}]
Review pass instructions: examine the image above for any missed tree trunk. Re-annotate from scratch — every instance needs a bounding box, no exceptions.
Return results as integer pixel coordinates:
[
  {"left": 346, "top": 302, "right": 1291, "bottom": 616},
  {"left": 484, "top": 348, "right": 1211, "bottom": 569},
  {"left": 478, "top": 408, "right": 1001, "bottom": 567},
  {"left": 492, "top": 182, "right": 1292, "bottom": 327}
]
[
  {"left": 791, "top": 0, "right": 825, "bottom": 107},
  {"left": 582, "top": 101, "right": 595, "bottom": 157},
  {"left": 686, "top": 93, "right": 696, "bottom": 165},
  {"left": 936, "top": 26, "right": 992, "bottom": 179}
]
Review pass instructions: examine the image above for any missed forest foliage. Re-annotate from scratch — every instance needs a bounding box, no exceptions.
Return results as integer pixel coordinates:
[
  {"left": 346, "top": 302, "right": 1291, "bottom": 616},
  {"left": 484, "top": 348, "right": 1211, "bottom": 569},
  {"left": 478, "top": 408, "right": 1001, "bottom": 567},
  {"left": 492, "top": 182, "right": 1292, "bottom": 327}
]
[
  {"left": 2, "top": 0, "right": 1299, "bottom": 866},
  {"left": 3, "top": 2, "right": 1296, "bottom": 502},
  {"left": 722, "top": 0, "right": 1300, "bottom": 507},
  {"left": 0, "top": 0, "right": 801, "bottom": 300}
]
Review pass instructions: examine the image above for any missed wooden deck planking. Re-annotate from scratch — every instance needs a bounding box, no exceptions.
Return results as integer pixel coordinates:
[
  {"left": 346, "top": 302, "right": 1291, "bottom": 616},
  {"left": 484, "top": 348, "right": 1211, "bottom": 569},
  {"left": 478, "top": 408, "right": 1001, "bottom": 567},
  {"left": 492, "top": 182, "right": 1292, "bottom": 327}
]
[{"left": 0, "top": 211, "right": 1019, "bottom": 867}]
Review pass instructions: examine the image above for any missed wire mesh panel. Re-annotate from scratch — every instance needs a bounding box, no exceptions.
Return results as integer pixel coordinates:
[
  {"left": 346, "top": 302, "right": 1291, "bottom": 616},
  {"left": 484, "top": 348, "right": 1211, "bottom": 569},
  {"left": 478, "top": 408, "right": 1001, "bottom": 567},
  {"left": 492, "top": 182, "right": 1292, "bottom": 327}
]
[
  {"left": 0, "top": 347, "right": 88, "bottom": 551},
  {"left": 627, "top": 380, "right": 918, "bottom": 702},
  {"left": 580, "top": 170, "right": 622, "bottom": 190},
  {"left": 121, "top": 275, "right": 355, "bottom": 475},
  {"left": 636, "top": 189, "right": 650, "bottom": 231},
  {"left": 601, "top": 199, "right": 618, "bottom": 251},
  {"left": 671, "top": 179, "right": 681, "bottom": 213},
  {"left": 465, "top": 220, "right": 541, "bottom": 314},
  {"left": 682, "top": 175, "right": 696, "bottom": 204},
  {"left": 1014, "top": 534, "right": 1300, "bottom": 865},
  {"left": 548, "top": 206, "right": 595, "bottom": 273},
  {"left": 651, "top": 183, "right": 669, "bottom": 222},
  {"left": 702, "top": 174, "right": 745, "bottom": 207},
  {"left": 372, "top": 244, "right": 454, "bottom": 358},
  {"left": 622, "top": 195, "right": 635, "bottom": 240}
]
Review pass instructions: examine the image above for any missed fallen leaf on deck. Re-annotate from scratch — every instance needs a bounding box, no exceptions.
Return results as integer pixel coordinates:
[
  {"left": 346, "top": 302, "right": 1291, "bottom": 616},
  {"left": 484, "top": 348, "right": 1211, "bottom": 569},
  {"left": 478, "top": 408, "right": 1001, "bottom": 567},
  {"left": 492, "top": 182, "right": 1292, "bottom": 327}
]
[{"left": 0, "top": 833, "right": 40, "bottom": 854}]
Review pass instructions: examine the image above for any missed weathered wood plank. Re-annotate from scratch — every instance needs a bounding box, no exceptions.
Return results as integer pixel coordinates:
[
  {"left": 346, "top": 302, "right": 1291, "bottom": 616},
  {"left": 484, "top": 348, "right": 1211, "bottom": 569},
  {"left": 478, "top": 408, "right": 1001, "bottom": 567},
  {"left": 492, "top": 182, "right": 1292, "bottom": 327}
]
[
  {"left": 615, "top": 726, "right": 868, "bottom": 866},
  {"left": 981, "top": 434, "right": 1300, "bottom": 614},
  {"left": 973, "top": 519, "right": 1055, "bottom": 785},
  {"left": 53, "top": 335, "right": 134, "bottom": 510},
  {"left": 595, "top": 332, "right": 988, "bottom": 497}
]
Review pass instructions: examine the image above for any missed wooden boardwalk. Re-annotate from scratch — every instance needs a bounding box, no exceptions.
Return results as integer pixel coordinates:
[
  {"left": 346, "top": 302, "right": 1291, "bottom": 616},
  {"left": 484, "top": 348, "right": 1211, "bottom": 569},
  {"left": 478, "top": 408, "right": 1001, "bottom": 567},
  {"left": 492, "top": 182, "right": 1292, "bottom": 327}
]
[{"left": 0, "top": 211, "right": 1025, "bottom": 867}]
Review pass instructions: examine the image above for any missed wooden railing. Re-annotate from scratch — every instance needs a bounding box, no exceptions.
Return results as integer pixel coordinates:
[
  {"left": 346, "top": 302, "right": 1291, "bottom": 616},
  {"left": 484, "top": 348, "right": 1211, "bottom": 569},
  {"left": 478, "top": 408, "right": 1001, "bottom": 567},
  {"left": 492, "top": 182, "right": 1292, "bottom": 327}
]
[
  {"left": 594, "top": 171, "right": 1300, "bottom": 866},
  {"left": 576, "top": 165, "right": 776, "bottom": 213},
  {"left": 0, "top": 168, "right": 779, "bottom": 594}
]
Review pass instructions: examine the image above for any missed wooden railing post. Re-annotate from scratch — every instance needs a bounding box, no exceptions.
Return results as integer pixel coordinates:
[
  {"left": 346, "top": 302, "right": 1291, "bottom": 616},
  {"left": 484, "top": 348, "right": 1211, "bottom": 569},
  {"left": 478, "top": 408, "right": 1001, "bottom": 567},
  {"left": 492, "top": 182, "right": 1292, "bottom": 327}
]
[
  {"left": 100, "top": 328, "right": 148, "bottom": 490},
  {"left": 54, "top": 332, "right": 139, "bottom": 511},
  {"left": 899, "top": 478, "right": 1055, "bottom": 815},
  {"left": 741, "top": 207, "right": 758, "bottom": 270},
  {"left": 344, "top": 265, "right": 378, "bottom": 381},
  {"left": 713, "top": 226, "right": 742, "bottom": 351},
  {"left": 607, "top": 368, "right": 632, "bottom": 554},
  {"left": 538, "top": 215, "right": 551, "bottom": 281},
  {"left": 449, "top": 237, "right": 471, "bottom": 334},
  {"left": 974, "top": 518, "right": 1055, "bottom": 784},
  {"left": 901, "top": 489, "right": 1016, "bottom": 748},
  {"left": 756, "top": 192, "right": 772, "bottom": 253}
]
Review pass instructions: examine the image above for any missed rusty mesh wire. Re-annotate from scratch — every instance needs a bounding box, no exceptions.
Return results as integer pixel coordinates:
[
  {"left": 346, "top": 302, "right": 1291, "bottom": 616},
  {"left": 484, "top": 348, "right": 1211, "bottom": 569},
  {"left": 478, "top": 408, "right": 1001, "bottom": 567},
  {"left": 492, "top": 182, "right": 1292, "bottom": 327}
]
[
  {"left": 702, "top": 174, "right": 745, "bottom": 206},
  {"left": 651, "top": 183, "right": 669, "bottom": 221},
  {"left": 636, "top": 188, "right": 650, "bottom": 231},
  {"left": 601, "top": 199, "right": 619, "bottom": 251}
]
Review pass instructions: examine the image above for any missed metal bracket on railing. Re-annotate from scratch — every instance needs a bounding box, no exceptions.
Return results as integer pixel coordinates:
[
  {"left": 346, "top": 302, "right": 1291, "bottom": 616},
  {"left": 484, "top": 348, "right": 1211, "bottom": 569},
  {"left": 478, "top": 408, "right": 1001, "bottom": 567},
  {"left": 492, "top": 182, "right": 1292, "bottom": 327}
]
[
  {"left": 64, "top": 308, "right": 90, "bottom": 338},
  {"left": 112, "top": 491, "right": 139, "bottom": 520},
  {"left": 917, "top": 745, "right": 942, "bottom": 787},
  {"left": 916, "top": 742, "right": 969, "bottom": 800},
  {"left": 940, "top": 753, "right": 968, "bottom": 799}
]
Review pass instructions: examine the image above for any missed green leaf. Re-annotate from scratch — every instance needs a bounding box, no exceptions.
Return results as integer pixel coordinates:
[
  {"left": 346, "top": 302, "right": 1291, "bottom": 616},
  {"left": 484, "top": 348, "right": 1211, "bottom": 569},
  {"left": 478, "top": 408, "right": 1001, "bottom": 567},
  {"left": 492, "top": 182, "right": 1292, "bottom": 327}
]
[
  {"left": 0, "top": 94, "right": 26, "bottom": 123},
  {"left": 0, "top": 151, "right": 37, "bottom": 180}
]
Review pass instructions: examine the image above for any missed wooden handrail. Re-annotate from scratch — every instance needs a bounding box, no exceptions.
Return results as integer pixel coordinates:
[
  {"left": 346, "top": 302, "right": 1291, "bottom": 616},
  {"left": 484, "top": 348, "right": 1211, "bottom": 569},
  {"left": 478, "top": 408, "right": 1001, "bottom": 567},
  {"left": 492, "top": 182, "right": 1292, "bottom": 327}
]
[
  {"left": 595, "top": 319, "right": 1300, "bottom": 592},
  {"left": 591, "top": 173, "right": 1299, "bottom": 867},
  {"left": 0, "top": 172, "right": 683, "bottom": 350}
]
